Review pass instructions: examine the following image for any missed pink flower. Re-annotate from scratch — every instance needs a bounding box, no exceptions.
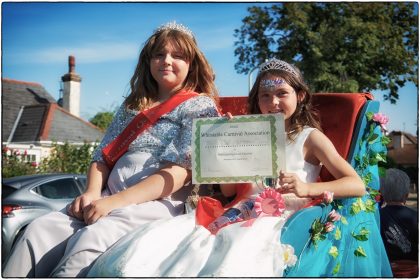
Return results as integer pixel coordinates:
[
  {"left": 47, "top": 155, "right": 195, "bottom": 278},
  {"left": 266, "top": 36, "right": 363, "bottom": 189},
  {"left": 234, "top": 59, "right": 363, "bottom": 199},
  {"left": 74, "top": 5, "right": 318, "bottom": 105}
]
[
  {"left": 372, "top": 113, "right": 389, "bottom": 131},
  {"left": 254, "top": 188, "right": 286, "bottom": 217},
  {"left": 323, "top": 191, "right": 334, "bottom": 204},
  {"left": 324, "top": 222, "right": 335, "bottom": 233},
  {"left": 31, "top": 162, "right": 38, "bottom": 167},
  {"left": 327, "top": 209, "right": 341, "bottom": 222},
  {"left": 374, "top": 194, "right": 382, "bottom": 203}
]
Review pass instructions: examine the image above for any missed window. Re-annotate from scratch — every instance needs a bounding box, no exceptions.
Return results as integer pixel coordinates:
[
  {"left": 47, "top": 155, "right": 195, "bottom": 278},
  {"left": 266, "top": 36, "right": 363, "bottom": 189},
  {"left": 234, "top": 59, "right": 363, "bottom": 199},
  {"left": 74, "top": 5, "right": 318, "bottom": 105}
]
[
  {"left": 21, "top": 154, "right": 36, "bottom": 163},
  {"left": 34, "top": 178, "right": 82, "bottom": 199},
  {"left": 76, "top": 177, "right": 87, "bottom": 191}
]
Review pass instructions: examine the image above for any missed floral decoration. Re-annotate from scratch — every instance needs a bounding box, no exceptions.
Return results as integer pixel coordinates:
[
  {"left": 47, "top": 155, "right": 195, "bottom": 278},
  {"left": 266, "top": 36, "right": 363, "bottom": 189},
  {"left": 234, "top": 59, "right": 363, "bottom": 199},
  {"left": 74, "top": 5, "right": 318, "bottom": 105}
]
[
  {"left": 281, "top": 244, "right": 298, "bottom": 268},
  {"left": 372, "top": 113, "right": 389, "bottom": 132},
  {"left": 301, "top": 111, "right": 389, "bottom": 276},
  {"left": 327, "top": 209, "right": 341, "bottom": 222},
  {"left": 309, "top": 207, "right": 343, "bottom": 248},
  {"left": 254, "top": 188, "right": 286, "bottom": 217},
  {"left": 323, "top": 191, "right": 334, "bottom": 204}
]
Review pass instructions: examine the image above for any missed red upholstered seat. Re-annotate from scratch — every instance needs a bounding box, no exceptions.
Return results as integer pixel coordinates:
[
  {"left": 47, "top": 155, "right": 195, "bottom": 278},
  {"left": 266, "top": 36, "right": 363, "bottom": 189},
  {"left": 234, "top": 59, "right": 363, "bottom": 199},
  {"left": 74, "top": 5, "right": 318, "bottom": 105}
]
[
  {"left": 391, "top": 260, "right": 419, "bottom": 278},
  {"left": 218, "top": 96, "right": 249, "bottom": 116},
  {"left": 218, "top": 93, "right": 373, "bottom": 182}
]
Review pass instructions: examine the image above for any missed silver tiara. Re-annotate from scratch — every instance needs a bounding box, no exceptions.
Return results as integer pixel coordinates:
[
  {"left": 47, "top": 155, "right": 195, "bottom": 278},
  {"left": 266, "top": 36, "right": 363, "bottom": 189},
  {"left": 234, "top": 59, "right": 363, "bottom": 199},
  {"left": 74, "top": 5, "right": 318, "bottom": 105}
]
[
  {"left": 154, "top": 21, "right": 194, "bottom": 38},
  {"left": 260, "top": 78, "right": 286, "bottom": 89},
  {"left": 259, "top": 58, "right": 298, "bottom": 77}
]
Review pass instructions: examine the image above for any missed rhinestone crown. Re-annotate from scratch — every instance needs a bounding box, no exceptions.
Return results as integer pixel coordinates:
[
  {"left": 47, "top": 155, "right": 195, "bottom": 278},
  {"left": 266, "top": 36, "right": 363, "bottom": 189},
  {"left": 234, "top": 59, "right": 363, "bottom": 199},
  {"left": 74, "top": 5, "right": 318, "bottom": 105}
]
[
  {"left": 154, "top": 21, "right": 194, "bottom": 38},
  {"left": 260, "top": 78, "right": 285, "bottom": 89},
  {"left": 259, "top": 58, "right": 298, "bottom": 77}
]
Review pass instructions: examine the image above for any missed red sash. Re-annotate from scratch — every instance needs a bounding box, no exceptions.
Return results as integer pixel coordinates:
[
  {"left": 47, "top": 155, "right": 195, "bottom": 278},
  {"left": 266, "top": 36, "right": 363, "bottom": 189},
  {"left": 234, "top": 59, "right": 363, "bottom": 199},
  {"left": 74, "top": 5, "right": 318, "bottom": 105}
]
[{"left": 102, "top": 91, "right": 199, "bottom": 168}]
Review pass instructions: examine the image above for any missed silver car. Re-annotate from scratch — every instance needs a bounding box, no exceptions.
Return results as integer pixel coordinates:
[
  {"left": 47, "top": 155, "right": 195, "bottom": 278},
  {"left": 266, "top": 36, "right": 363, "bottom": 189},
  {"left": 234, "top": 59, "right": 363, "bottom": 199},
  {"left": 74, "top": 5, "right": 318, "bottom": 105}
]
[{"left": 2, "top": 173, "right": 87, "bottom": 261}]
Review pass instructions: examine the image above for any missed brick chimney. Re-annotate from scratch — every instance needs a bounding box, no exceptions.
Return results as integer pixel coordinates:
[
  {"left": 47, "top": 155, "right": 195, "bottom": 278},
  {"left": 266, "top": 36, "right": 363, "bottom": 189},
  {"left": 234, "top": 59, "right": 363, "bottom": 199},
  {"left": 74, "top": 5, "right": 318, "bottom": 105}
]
[{"left": 61, "top": 55, "right": 81, "bottom": 117}]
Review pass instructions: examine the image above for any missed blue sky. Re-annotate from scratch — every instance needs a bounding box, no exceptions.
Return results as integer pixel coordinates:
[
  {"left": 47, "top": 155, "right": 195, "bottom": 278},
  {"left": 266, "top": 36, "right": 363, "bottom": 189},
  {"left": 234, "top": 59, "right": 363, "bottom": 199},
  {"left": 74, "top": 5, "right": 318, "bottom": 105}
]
[{"left": 2, "top": 2, "right": 418, "bottom": 135}]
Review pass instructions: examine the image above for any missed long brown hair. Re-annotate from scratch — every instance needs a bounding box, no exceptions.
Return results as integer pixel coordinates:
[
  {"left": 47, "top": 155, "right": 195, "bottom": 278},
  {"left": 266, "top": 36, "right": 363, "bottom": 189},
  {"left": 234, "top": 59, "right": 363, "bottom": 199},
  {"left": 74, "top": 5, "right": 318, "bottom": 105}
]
[
  {"left": 248, "top": 68, "right": 321, "bottom": 141},
  {"left": 125, "top": 28, "right": 219, "bottom": 111}
]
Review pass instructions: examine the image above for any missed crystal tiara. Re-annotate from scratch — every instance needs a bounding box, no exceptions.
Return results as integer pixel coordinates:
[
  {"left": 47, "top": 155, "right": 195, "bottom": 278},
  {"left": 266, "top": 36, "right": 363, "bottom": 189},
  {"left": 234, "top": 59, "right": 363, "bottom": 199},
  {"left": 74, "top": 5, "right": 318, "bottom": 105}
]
[
  {"left": 260, "top": 78, "right": 285, "bottom": 89},
  {"left": 154, "top": 21, "right": 194, "bottom": 38},
  {"left": 259, "top": 58, "right": 298, "bottom": 77}
]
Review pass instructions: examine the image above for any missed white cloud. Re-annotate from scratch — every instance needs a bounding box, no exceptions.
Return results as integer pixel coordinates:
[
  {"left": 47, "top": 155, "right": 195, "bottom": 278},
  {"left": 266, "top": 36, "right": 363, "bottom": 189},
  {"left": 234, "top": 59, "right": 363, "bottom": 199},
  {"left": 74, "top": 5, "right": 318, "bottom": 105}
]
[
  {"left": 11, "top": 42, "right": 139, "bottom": 64},
  {"left": 196, "top": 26, "right": 236, "bottom": 52}
]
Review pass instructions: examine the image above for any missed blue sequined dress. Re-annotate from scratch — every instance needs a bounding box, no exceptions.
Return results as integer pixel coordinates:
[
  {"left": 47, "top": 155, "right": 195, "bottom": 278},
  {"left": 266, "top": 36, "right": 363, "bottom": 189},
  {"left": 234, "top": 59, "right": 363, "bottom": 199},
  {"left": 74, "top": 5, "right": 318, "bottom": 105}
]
[{"left": 93, "top": 95, "right": 219, "bottom": 196}]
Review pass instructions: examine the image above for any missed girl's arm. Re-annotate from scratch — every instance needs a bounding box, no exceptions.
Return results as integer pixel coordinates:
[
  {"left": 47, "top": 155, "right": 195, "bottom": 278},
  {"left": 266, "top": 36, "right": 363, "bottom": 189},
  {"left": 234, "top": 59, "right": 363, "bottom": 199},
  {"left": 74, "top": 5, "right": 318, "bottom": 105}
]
[
  {"left": 68, "top": 161, "right": 110, "bottom": 220},
  {"left": 68, "top": 103, "right": 130, "bottom": 220},
  {"left": 82, "top": 163, "right": 190, "bottom": 224},
  {"left": 280, "top": 129, "right": 365, "bottom": 198}
]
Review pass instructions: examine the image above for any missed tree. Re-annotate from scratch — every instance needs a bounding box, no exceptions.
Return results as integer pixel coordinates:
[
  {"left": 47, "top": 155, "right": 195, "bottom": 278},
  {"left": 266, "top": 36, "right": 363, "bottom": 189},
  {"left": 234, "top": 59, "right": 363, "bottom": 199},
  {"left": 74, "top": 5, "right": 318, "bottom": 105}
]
[
  {"left": 38, "top": 142, "right": 97, "bottom": 174},
  {"left": 234, "top": 3, "right": 418, "bottom": 103},
  {"left": 90, "top": 111, "right": 114, "bottom": 131},
  {"left": 2, "top": 147, "right": 37, "bottom": 178}
]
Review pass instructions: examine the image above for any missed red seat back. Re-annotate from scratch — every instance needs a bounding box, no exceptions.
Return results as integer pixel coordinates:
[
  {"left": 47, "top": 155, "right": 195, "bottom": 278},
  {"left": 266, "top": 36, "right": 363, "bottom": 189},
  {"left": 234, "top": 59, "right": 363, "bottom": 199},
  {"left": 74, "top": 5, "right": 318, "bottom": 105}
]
[{"left": 219, "top": 93, "right": 372, "bottom": 182}]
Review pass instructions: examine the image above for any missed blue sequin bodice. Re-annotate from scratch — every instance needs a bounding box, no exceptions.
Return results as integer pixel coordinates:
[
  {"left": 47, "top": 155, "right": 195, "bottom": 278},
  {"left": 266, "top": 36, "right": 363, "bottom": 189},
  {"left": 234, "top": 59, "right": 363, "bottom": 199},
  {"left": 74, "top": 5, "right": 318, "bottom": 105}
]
[{"left": 92, "top": 95, "right": 219, "bottom": 194}]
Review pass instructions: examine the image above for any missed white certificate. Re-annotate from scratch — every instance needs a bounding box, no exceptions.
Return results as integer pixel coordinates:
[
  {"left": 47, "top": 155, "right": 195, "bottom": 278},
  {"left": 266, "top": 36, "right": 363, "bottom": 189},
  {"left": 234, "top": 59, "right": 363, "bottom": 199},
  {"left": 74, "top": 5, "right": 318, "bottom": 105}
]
[{"left": 192, "top": 114, "right": 286, "bottom": 184}]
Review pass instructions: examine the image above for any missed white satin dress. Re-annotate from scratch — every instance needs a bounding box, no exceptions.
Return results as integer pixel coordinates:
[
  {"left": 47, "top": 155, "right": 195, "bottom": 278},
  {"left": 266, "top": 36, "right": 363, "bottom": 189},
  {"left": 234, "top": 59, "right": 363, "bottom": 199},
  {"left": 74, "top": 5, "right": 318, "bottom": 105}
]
[{"left": 88, "top": 127, "right": 322, "bottom": 277}]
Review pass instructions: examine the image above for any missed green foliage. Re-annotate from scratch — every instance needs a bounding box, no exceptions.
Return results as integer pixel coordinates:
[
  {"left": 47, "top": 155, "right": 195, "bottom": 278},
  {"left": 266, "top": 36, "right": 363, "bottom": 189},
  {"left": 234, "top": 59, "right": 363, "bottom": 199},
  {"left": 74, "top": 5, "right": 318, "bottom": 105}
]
[
  {"left": 329, "top": 246, "right": 339, "bottom": 258},
  {"left": 2, "top": 148, "right": 37, "bottom": 178},
  {"left": 89, "top": 111, "right": 115, "bottom": 132},
  {"left": 38, "top": 142, "right": 97, "bottom": 174},
  {"left": 334, "top": 227, "right": 342, "bottom": 240},
  {"left": 332, "top": 263, "right": 341, "bottom": 275},
  {"left": 234, "top": 3, "right": 418, "bottom": 102},
  {"left": 350, "top": 198, "right": 365, "bottom": 215},
  {"left": 352, "top": 227, "right": 370, "bottom": 241},
  {"left": 310, "top": 218, "right": 327, "bottom": 248},
  {"left": 354, "top": 246, "right": 367, "bottom": 257}
]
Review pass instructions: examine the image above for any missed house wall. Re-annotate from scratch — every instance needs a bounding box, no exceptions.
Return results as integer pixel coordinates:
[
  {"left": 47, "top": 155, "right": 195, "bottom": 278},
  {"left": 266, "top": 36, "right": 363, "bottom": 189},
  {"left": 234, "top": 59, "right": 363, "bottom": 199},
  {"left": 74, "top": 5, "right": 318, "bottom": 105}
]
[{"left": 3, "top": 143, "right": 44, "bottom": 165}]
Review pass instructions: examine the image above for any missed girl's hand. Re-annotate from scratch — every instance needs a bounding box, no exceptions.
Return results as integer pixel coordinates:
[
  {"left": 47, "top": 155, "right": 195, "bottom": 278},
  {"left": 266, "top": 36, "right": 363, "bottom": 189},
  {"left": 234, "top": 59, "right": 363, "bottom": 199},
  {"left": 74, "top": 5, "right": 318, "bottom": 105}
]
[
  {"left": 279, "top": 171, "right": 310, "bottom": 198},
  {"left": 67, "top": 192, "right": 101, "bottom": 220},
  {"left": 82, "top": 196, "right": 119, "bottom": 225}
]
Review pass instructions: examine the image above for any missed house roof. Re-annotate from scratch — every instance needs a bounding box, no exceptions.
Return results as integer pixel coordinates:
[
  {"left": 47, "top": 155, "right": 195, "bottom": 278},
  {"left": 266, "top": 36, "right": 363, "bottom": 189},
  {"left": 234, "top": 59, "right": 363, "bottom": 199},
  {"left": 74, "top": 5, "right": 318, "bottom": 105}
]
[
  {"left": 387, "top": 145, "right": 418, "bottom": 166},
  {"left": 2, "top": 78, "right": 104, "bottom": 144},
  {"left": 386, "top": 130, "right": 418, "bottom": 166},
  {"left": 2, "top": 78, "right": 56, "bottom": 141},
  {"left": 387, "top": 130, "right": 418, "bottom": 145}
]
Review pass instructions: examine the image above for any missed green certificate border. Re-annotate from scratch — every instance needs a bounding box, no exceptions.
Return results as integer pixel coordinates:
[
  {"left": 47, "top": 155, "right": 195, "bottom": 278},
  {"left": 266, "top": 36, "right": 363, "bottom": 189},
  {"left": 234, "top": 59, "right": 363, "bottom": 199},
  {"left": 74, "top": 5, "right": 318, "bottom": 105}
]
[{"left": 192, "top": 114, "right": 285, "bottom": 184}]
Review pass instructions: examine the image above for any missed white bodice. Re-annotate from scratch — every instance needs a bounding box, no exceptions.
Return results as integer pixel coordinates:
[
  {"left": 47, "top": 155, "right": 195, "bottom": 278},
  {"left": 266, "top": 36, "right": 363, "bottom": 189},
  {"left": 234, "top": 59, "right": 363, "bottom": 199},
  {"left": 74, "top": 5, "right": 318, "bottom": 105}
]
[{"left": 285, "top": 127, "right": 322, "bottom": 182}]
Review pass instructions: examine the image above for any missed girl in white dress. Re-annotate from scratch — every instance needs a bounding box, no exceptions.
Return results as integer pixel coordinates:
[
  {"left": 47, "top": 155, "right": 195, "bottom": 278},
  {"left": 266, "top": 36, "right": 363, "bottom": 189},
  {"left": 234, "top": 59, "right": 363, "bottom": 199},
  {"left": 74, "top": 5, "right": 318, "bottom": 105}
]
[
  {"left": 2, "top": 21, "right": 220, "bottom": 277},
  {"left": 87, "top": 58, "right": 365, "bottom": 277}
]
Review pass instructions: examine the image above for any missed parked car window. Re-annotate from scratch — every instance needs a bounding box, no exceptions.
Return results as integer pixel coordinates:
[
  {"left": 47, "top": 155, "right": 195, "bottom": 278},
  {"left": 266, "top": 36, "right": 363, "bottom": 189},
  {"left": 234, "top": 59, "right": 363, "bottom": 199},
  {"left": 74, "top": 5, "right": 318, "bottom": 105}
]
[
  {"left": 33, "top": 178, "right": 81, "bottom": 199},
  {"left": 76, "top": 177, "right": 87, "bottom": 191},
  {"left": 2, "top": 185, "right": 16, "bottom": 199}
]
